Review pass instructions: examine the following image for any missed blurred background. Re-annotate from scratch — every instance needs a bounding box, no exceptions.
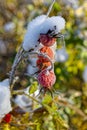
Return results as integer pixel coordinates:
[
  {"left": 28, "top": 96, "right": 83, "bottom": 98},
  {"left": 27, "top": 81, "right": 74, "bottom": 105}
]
[{"left": 0, "top": 0, "right": 87, "bottom": 129}]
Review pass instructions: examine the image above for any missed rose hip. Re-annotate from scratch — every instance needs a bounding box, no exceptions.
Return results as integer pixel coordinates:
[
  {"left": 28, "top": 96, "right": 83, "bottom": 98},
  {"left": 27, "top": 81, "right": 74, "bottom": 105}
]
[
  {"left": 39, "top": 34, "right": 56, "bottom": 47},
  {"left": 37, "top": 70, "right": 56, "bottom": 89}
]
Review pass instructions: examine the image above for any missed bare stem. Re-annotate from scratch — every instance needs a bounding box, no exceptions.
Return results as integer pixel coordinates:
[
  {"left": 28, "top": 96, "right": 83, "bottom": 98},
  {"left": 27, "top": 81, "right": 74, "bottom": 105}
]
[
  {"left": 12, "top": 89, "right": 24, "bottom": 95},
  {"left": 10, "top": 122, "right": 38, "bottom": 127},
  {"left": 24, "top": 93, "right": 42, "bottom": 105},
  {"left": 46, "top": 0, "right": 56, "bottom": 18},
  {"left": 9, "top": 46, "right": 24, "bottom": 87},
  {"left": 12, "top": 90, "right": 42, "bottom": 105},
  {"left": 10, "top": 76, "right": 19, "bottom": 91}
]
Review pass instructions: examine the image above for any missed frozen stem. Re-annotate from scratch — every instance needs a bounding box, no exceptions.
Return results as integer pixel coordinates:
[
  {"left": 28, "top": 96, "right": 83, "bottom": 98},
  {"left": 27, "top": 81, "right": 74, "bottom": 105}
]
[
  {"left": 9, "top": 45, "right": 24, "bottom": 87},
  {"left": 10, "top": 76, "right": 19, "bottom": 91},
  {"left": 10, "top": 122, "right": 38, "bottom": 127},
  {"left": 12, "top": 89, "right": 42, "bottom": 105},
  {"left": 46, "top": 0, "right": 56, "bottom": 18}
]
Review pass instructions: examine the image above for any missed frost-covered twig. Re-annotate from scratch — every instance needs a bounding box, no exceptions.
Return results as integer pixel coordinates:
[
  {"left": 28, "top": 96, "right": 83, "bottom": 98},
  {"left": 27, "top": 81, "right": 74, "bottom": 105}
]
[
  {"left": 12, "top": 89, "right": 24, "bottom": 95},
  {"left": 9, "top": 45, "right": 24, "bottom": 86},
  {"left": 9, "top": 48, "right": 53, "bottom": 90},
  {"left": 46, "top": 0, "right": 56, "bottom": 18},
  {"left": 10, "top": 76, "right": 19, "bottom": 91},
  {"left": 12, "top": 90, "right": 42, "bottom": 105}
]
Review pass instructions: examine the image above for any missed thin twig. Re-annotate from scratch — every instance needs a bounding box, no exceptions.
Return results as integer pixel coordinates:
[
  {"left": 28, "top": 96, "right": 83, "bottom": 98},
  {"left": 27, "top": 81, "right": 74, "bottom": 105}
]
[
  {"left": 12, "top": 90, "right": 42, "bottom": 105},
  {"left": 24, "top": 93, "right": 42, "bottom": 105},
  {"left": 46, "top": 0, "right": 56, "bottom": 18},
  {"left": 9, "top": 45, "right": 24, "bottom": 86},
  {"left": 10, "top": 76, "right": 19, "bottom": 92},
  {"left": 10, "top": 122, "right": 38, "bottom": 127},
  {"left": 12, "top": 90, "right": 25, "bottom": 95}
]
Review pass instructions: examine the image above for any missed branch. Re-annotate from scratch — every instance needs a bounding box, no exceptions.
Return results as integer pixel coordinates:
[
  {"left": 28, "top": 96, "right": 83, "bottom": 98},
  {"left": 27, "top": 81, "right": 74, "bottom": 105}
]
[
  {"left": 10, "top": 122, "right": 38, "bottom": 127},
  {"left": 9, "top": 45, "right": 24, "bottom": 86},
  {"left": 12, "top": 90, "right": 42, "bottom": 105}
]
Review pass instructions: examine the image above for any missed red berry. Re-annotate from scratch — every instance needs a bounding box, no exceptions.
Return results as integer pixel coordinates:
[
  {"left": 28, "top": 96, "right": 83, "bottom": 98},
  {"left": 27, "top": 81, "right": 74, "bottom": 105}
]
[
  {"left": 37, "top": 47, "right": 54, "bottom": 70},
  {"left": 39, "top": 46, "right": 54, "bottom": 59},
  {"left": 37, "top": 58, "right": 51, "bottom": 70},
  {"left": 3, "top": 113, "right": 11, "bottom": 123},
  {"left": 37, "top": 70, "right": 56, "bottom": 89},
  {"left": 39, "top": 34, "right": 56, "bottom": 47}
]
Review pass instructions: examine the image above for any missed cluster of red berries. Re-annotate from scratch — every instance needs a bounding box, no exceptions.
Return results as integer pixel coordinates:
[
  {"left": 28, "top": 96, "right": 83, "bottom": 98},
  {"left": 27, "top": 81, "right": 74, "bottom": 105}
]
[{"left": 36, "top": 34, "right": 56, "bottom": 89}]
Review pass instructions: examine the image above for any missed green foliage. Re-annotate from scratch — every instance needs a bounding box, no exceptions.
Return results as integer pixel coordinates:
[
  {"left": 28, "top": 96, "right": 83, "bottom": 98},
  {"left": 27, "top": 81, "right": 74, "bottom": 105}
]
[
  {"left": 29, "top": 81, "right": 38, "bottom": 94},
  {"left": 42, "top": 94, "right": 53, "bottom": 105}
]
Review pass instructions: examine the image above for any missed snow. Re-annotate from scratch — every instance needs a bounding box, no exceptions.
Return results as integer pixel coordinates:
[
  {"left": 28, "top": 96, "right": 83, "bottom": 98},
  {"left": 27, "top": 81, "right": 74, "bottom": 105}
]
[
  {"left": 40, "top": 16, "right": 65, "bottom": 34},
  {"left": 83, "top": 66, "right": 87, "bottom": 83},
  {"left": 23, "top": 15, "right": 65, "bottom": 51},
  {"left": 55, "top": 48, "right": 68, "bottom": 62},
  {"left": 4, "top": 22, "right": 15, "bottom": 32},
  {"left": 27, "top": 64, "right": 39, "bottom": 76},
  {"left": 23, "top": 15, "right": 46, "bottom": 51},
  {"left": 14, "top": 94, "right": 32, "bottom": 112},
  {"left": 28, "top": 58, "right": 38, "bottom": 66},
  {"left": 62, "top": 0, "right": 79, "bottom": 9},
  {"left": 14, "top": 88, "right": 39, "bottom": 112},
  {"left": 0, "top": 79, "right": 12, "bottom": 119}
]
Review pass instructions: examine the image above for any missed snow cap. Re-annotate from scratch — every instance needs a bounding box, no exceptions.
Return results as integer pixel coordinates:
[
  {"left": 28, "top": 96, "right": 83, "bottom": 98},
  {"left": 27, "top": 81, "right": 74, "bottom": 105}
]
[
  {"left": 23, "top": 15, "right": 65, "bottom": 51},
  {"left": 23, "top": 15, "right": 46, "bottom": 51},
  {"left": 0, "top": 79, "right": 12, "bottom": 119},
  {"left": 40, "top": 16, "right": 65, "bottom": 34}
]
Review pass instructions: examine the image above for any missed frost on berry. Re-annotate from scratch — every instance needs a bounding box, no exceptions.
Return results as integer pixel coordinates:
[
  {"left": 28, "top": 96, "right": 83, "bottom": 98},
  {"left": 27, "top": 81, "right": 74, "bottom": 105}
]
[
  {"left": 37, "top": 58, "right": 51, "bottom": 70},
  {"left": 39, "top": 46, "right": 54, "bottom": 59},
  {"left": 36, "top": 46, "right": 55, "bottom": 70},
  {"left": 37, "top": 70, "right": 56, "bottom": 89}
]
